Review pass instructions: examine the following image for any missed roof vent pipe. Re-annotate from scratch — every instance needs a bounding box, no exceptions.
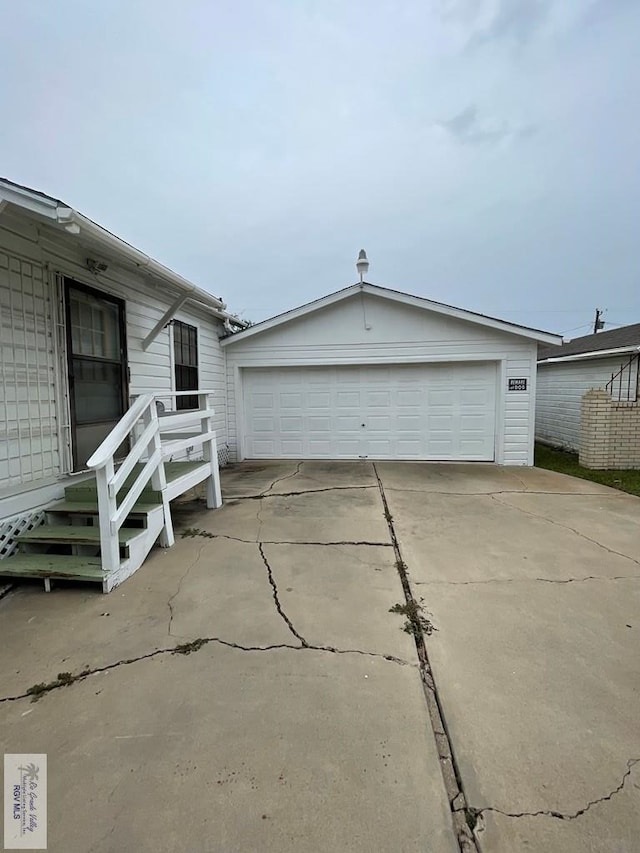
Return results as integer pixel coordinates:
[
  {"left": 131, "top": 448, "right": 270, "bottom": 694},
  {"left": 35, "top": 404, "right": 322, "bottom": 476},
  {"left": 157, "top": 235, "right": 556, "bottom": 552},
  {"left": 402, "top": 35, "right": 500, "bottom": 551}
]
[{"left": 356, "top": 249, "right": 369, "bottom": 283}]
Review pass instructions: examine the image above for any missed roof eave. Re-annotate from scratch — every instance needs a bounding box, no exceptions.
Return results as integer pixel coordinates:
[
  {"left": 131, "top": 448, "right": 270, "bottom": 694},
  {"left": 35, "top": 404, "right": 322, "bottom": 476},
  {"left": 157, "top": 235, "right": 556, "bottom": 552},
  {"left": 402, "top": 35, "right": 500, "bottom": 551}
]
[
  {"left": 222, "top": 282, "right": 562, "bottom": 346},
  {"left": 538, "top": 345, "right": 640, "bottom": 365},
  {"left": 0, "top": 179, "right": 242, "bottom": 322}
]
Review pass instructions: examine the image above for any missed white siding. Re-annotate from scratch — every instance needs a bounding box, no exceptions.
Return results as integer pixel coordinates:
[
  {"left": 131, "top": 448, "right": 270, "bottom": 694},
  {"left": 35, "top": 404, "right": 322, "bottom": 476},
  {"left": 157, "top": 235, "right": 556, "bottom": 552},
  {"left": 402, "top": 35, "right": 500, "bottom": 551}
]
[
  {"left": 225, "top": 293, "right": 538, "bottom": 465},
  {"left": 536, "top": 357, "right": 627, "bottom": 451},
  {"left": 0, "top": 209, "right": 227, "bottom": 501}
]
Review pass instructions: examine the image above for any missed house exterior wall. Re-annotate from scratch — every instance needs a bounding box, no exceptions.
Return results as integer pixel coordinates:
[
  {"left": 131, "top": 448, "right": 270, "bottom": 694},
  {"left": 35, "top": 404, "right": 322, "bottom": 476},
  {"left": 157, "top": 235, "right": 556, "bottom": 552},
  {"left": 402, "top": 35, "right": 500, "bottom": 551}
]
[
  {"left": 0, "top": 208, "right": 227, "bottom": 526},
  {"left": 580, "top": 389, "right": 640, "bottom": 469},
  {"left": 224, "top": 292, "right": 539, "bottom": 465},
  {"left": 536, "top": 357, "right": 628, "bottom": 451}
]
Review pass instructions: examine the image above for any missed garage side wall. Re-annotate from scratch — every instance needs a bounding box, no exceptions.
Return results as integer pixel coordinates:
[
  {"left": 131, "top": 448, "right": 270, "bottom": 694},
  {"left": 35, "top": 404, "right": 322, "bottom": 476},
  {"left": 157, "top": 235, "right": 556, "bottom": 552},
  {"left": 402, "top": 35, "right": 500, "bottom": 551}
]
[{"left": 224, "top": 294, "right": 538, "bottom": 465}]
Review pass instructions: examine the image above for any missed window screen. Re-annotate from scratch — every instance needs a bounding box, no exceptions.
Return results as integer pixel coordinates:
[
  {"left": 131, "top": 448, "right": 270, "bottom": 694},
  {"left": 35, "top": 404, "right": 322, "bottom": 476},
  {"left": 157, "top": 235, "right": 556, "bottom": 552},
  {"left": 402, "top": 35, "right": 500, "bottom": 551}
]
[{"left": 173, "top": 321, "right": 198, "bottom": 410}]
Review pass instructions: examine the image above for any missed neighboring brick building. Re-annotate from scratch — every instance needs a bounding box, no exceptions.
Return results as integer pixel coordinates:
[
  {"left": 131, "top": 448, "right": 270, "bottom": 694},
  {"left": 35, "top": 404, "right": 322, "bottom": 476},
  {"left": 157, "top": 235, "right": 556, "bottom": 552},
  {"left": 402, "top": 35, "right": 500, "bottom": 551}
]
[{"left": 536, "top": 324, "right": 640, "bottom": 469}]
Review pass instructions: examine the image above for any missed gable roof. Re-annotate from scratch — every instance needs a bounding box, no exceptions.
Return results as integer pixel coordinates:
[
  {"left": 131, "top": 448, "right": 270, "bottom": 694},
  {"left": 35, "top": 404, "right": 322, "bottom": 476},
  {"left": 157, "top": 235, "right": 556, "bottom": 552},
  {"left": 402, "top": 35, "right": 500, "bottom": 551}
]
[
  {"left": 221, "top": 282, "right": 561, "bottom": 346},
  {"left": 538, "top": 322, "right": 640, "bottom": 362}
]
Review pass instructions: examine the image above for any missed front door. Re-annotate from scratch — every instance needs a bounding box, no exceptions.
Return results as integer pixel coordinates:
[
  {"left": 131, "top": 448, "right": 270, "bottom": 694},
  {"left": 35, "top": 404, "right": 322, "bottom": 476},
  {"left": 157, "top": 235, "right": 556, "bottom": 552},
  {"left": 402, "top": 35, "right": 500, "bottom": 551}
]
[{"left": 65, "top": 279, "right": 128, "bottom": 471}]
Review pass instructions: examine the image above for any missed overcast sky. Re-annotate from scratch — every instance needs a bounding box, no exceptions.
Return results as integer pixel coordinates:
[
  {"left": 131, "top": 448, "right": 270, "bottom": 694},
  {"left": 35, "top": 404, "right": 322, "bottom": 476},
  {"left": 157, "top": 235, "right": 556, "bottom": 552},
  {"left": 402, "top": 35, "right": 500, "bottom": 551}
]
[{"left": 1, "top": 0, "right": 639, "bottom": 336}]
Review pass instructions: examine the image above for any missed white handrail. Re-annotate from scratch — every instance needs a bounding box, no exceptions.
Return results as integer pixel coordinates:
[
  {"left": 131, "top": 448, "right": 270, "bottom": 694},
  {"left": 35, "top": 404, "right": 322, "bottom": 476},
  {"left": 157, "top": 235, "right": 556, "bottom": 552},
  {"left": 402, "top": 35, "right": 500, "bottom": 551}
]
[
  {"left": 84, "top": 390, "right": 222, "bottom": 576},
  {"left": 87, "top": 393, "right": 153, "bottom": 469}
]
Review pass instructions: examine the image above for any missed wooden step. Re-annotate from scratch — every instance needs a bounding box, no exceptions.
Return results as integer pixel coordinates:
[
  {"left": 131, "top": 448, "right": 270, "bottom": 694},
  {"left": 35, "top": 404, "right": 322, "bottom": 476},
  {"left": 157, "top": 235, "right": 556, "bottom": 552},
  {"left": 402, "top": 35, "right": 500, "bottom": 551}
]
[
  {"left": 17, "top": 525, "right": 145, "bottom": 547},
  {"left": 47, "top": 500, "right": 162, "bottom": 516},
  {"left": 65, "top": 484, "right": 162, "bottom": 502},
  {"left": 64, "top": 461, "right": 206, "bottom": 502},
  {"left": 0, "top": 554, "right": 104, "bottom": 581}
]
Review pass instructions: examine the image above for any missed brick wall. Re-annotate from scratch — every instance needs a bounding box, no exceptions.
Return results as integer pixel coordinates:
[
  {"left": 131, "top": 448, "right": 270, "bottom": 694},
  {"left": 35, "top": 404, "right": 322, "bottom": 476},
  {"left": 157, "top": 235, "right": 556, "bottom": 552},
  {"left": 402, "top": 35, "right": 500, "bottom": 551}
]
[{"left": 580, "top": 388, "right": 640, "bottom": 469}]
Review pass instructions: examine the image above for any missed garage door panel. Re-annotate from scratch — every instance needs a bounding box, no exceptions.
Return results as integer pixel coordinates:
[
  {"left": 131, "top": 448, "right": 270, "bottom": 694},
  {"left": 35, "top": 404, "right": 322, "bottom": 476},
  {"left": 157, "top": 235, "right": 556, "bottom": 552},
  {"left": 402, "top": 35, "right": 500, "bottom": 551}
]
[
  {"left": 252, "top": 417, "right": 275, "bottom": 432},
  {"left": 308, "top": 392, "right": 330, "bottom": 408},
  {"left": 252, "top": 391, "right": 274, "bottom": 405},
  {"left": 281, "top": 439, "right": 304, "bottom": 455},
  {"left": 281, "top": 417, "right": 303, "bottom": 432},
  {"left": 308, "top": 416, "right": 331, "bottom": 431},
  {"left": 368, "top": 415, "right": 391, "bottom": 430},
  {"left": 337, "top": 391, "right": 360, "bottom": 407},
  {"left": 308, "top": 440, "right": 331, "bottom": 455},
  {"left": 337, "top": 439, "right": 360, "bottom": 456},
  {"left": 397, "top": 390, "right": 420, "bottom": 406},
  {"left": 242, "top": 364, "right": 496, "bottom": 460},
  {"left": 252, "top": 439, "right": 277, "bottom": 456},
  {"left": 280, "top": 393, "right": 303, "bottom": 408}
]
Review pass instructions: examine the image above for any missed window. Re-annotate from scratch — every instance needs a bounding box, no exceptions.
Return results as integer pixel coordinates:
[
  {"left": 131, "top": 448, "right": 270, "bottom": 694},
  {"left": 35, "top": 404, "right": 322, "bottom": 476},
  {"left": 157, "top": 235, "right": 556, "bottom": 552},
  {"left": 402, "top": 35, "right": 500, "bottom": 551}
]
[{"left": 173, "top": 320, "right": 198, "bottom": 410}]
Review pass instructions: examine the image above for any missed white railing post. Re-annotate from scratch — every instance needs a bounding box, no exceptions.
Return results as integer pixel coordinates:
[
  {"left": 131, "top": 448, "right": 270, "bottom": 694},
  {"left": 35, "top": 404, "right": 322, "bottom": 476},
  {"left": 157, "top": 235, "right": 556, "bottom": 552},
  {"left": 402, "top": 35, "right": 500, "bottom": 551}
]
[
  {"left": 144, "top": 403, "right": 174, "bottom": 548},
  {"left": 200, "top": 393, "right": 222, "bottom": 509},
  {"left": 96, "top": 459, "right": 120, "bottom": 573}
]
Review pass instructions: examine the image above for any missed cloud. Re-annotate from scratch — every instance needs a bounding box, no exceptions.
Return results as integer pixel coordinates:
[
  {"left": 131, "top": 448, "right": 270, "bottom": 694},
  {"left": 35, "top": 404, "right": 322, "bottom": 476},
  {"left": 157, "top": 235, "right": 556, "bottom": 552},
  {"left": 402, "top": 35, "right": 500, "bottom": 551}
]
[
  {"left": 442, "top": 0, "right": 551, "bottom": 48},
  {"left": 438, "top": 104, "right": 536, "bottom": 146}
]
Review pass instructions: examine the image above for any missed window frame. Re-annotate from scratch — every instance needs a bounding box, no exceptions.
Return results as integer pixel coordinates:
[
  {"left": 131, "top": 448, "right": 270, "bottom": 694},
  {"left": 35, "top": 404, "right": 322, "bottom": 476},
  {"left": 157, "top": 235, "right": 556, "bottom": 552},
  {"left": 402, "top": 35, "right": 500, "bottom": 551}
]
[{"left": 172, "top": 319, "right": 199, "bottom": 410}]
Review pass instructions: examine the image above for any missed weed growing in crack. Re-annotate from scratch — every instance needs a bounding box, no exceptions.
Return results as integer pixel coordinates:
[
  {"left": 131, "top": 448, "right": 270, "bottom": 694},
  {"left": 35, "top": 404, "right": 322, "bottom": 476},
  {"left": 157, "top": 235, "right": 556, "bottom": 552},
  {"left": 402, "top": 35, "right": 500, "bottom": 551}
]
[
  {"left": 464, "top": 806, "right": 481, "bottom": 832},
  {"left": 389, "top": 600, "right": 437, "bottom": 636},
  {"left": 173, "top": 638, "right": 209, "bottom": 655},
  {"left": 181, "top": 527, "right": 215, "bottom": 540},
  {"left": 26, "top": 671, "right": 79, "bottom": 702}
]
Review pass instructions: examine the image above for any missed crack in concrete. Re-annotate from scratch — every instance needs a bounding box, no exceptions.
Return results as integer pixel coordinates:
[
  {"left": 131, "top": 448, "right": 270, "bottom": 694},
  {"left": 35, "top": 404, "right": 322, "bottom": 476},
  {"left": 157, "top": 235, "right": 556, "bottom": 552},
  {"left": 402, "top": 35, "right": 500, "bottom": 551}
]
[
  {"left": 463, "top": 758, "right": 640, "bottom": 825},
  {"left": 491, "top": 494, "right": 640, "bottom": 568},
  {"left": 180, "top": 528, "right": 391, "bottom": 548},
  {"left": 260, "top": 461, "right": 304, "bottom": 495},
  {"left": 230, "top": 484, "right": 378, "bottom": 501},
  {"left": 372, "top": 463, "right": 480, "bottom": 853},
  {"left": 414, "top": 575, "right": 640, "bottom": 587},
  {"left": 385, "top": 487, "right": 625, "bottom": 497},
  {"left": 166, "top": 543, "right": 207, "bottom": 637},
  {"left": 256, "top": 496, "right": 265, "bottom": 542},
  {"left": 0, "top": 637, "right": 409, "bottom": 705},
  {"left": 258, "top": 542, "right": 309, "bottom": 646}
]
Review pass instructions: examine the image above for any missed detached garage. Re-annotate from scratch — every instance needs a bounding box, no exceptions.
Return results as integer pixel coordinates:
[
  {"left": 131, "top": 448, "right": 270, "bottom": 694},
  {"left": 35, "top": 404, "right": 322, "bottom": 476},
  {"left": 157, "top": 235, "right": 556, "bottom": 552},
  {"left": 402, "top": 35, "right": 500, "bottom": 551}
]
[{"left": 223, "top": 283, "right": 560, "bottom": 466}]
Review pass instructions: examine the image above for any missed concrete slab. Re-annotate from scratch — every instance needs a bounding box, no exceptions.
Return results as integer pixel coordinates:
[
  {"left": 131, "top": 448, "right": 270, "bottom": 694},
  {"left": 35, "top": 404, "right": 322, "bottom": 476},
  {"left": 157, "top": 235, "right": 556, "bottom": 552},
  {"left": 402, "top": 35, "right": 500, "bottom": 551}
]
[
  {"left": 0, "top": 645, "right": 458, "bottom": 853},
  {"left": 177, "top": 486, "right": 389, "bottom": 545},
  {"left": 0, "top": 535, "right": 295, "bottom": 699},
  {"left": 262, "top": 543, "right": 415, "bottom": 658},
  {"left": 5, "top": 459, "right": 636, "bottom": 853},
  {"left": 221, "top": 459, "right": 377, "bottom": 498},
  {"left": 375, "top": 463, "right": 640, "bottom": 853},
  {"left": 496, "top": 491, "right": 640, "bottom": 566},
  {"left": 385, "top": 490, "right": 640, "bottom": 584},
  {"left": 424, "top": 579, "right": 640, "bottom": 852},
  {"left": 482, "top": 789, "right": 640, "bottom": 853},
  {"left": 375, "top": 460, "right": 619, "bottom": 495}
]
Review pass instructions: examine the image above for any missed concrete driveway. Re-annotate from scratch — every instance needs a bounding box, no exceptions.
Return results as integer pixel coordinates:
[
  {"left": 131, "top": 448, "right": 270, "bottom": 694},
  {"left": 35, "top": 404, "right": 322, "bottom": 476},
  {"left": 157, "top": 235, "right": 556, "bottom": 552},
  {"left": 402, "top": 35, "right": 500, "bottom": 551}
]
[{"left": 1, "top": 461, "right": 639, "bottom": 852}]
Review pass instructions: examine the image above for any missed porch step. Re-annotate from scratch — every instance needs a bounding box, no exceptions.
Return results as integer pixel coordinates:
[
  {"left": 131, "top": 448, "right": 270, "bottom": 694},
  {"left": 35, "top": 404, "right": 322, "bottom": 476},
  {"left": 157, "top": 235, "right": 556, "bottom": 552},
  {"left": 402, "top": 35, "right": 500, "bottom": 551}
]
[
  {"left": 17, "top": 525, "right": 146, "bottom": 548},
  {"left": 47, "top": 500, "right": 162, "bottom": 517},
  {"left": 0, "top": 554, "right": 104, "bottom": 582},
  {"left": 64, "top": 461, "right": 207, "bottom": 502},
  {"left": 1, "top": 460, "right": 217, "bottom": 593}
]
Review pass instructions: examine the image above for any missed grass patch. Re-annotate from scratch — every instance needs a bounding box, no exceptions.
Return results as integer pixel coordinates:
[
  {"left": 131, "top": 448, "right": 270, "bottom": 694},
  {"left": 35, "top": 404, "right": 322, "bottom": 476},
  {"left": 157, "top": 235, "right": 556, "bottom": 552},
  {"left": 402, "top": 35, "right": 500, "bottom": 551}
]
[{"left": 535, "top": 443, "right": 640, "bottom": 497}]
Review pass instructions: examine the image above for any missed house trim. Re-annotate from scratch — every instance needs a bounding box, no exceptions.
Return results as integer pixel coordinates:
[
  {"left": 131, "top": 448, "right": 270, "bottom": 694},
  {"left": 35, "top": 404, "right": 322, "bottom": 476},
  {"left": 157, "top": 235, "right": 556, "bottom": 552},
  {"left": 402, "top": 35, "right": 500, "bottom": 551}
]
[
  {"left": 222, "top": 283, "right": 561, "bottom": 347},
  {"left": 538, "top": 345, "right": 640, "bottom": 365}
]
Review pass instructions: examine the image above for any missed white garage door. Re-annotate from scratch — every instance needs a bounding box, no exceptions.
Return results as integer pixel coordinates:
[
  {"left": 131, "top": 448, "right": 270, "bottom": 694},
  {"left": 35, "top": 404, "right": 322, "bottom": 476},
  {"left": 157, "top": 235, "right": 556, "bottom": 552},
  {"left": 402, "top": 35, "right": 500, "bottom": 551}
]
[{"left": 241, "top": 363, "right": 497, "bottom": 461}]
